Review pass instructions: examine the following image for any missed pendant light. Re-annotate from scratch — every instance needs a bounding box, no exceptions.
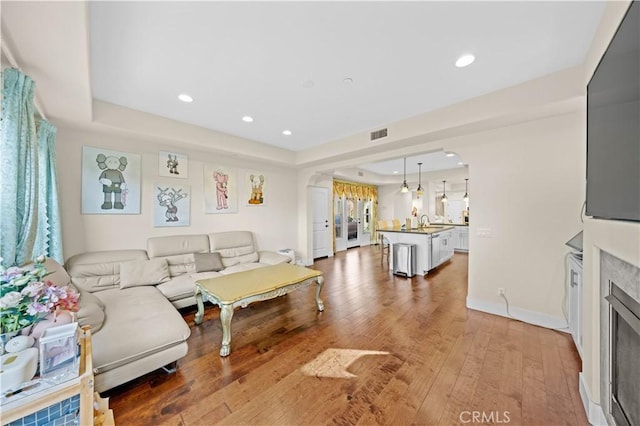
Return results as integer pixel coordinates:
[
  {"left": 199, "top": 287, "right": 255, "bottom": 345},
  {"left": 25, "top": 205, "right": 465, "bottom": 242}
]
[
  {"left": 416, "top": 162, "right": 424, "bottom": 197},
  {"left": 463, "top": 178, "right": 469, "bottom": 202},
  {"left": 441, "top": 180, "right": 448, "bottom": 203},
  {"left": 400, "top": 157, "right": 409, "bottom": 193}
]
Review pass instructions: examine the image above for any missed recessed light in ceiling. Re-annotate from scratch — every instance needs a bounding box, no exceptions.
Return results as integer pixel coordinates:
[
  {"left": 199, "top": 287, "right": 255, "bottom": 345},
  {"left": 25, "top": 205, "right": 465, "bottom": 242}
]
[
  {"left": 455, "top": 54, "right": 475, "bottom": 68},
  {"left": 458, "top": 161, "right": 464, "bottom": 165},
  {"left": 282, "top": 130, "right": 292, "bottom": 136},
  {"left": 445, "top": 152, "right": 455, "bottom": 157},
  {"left": 178, "top": 93, "right": 193, "bottom": 103},
  {"left": 343, "top": 77, "right": 353, "bottom": 84},
  {"left": 242, "top": 116, "right": 254, "bottom": 123},
  {"left": 393, "top": 171, "right": 399, "bottom": 174}
]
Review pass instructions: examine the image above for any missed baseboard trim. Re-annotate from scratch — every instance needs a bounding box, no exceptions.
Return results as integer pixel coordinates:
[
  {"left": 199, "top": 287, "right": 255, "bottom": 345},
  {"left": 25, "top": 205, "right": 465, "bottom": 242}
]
[
  {"left": 466, "top": 297, "right": 569, "bottom": 331},
  {"left": 579, "top": 372, "right": 607, "bottom": 426}
]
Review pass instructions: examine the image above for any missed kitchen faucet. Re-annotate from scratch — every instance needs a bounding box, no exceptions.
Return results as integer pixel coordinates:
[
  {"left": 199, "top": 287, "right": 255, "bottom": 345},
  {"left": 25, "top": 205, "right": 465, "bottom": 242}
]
[{"left": 420, "top": 214, "right": 430, "bottom": 227}]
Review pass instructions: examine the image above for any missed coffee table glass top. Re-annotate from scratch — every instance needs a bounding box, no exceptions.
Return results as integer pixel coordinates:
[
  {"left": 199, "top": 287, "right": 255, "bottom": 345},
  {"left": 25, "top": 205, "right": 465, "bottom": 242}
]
[{"left": 196, "top": 263, "right": 322, "bottom": 304}]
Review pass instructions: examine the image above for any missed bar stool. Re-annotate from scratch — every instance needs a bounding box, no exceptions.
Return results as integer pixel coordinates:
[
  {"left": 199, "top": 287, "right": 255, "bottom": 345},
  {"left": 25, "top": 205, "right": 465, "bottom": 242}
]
[{"left": 377, "top": 220, "right": 390, "bottom": 265}]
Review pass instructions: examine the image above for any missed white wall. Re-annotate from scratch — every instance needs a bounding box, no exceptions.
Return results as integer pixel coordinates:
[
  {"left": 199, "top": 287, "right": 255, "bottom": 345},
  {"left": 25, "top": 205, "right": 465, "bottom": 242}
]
[
  {"left": 56, "top": 126, "right": 298, "bottom": 260},
  {"left": 455, "top": 111, "right": 585, "bottom": 326},
  {"left": 579, "top": 0, "right": 640, "bottom": 416}
]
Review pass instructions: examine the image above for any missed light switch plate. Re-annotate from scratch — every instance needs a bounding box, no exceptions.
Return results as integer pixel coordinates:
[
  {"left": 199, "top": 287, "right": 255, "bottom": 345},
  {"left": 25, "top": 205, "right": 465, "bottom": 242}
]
[{"left": 477, "top": 228, "right": 492, "bottom": 238}]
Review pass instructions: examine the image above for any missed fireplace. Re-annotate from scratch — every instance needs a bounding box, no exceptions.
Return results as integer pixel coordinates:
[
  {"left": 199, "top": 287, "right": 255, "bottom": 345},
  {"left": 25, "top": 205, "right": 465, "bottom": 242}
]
[
  {"left": 606, "top": 284, "right": 640, "bottom": 426},
  {"left": 600, "top": 251, "right": 640, "bottom": 426}
]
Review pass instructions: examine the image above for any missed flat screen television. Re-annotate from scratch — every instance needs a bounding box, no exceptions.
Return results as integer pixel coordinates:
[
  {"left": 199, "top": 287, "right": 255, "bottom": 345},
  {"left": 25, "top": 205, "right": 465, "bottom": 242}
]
[{"left": 586, "top": 1, "right": 640, "bottom": 222}]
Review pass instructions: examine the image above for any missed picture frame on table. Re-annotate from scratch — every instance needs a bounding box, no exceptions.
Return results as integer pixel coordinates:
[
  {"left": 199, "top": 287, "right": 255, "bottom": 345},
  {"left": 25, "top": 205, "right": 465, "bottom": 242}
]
[{"left": 39, "top": 323, "right": 79, "bottom": 380}]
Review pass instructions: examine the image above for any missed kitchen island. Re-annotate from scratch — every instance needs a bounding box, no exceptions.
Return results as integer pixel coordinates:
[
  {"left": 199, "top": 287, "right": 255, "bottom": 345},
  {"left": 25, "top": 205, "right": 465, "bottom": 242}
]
[{"left": 379, "top": 225, "right": 456, "bottom": 276}]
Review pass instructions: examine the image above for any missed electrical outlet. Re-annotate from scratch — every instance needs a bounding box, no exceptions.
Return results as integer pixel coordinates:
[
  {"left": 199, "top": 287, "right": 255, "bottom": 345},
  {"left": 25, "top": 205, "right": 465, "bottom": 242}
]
[{"left": 498, "top": 288, "right": 505, "bottom": 296}]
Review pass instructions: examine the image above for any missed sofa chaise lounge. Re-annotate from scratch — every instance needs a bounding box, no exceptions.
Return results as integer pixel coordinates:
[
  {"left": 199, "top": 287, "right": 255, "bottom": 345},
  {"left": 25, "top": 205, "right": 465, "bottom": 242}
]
[{"left": 47, "top": 231, "right": 290, "bottom": 392}]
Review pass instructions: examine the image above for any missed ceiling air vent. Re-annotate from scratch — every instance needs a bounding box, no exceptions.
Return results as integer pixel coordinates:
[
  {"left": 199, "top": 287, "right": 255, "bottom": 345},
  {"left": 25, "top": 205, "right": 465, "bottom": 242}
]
[{"left": 370, "top": 128, "right": 388, "bottom": 141}]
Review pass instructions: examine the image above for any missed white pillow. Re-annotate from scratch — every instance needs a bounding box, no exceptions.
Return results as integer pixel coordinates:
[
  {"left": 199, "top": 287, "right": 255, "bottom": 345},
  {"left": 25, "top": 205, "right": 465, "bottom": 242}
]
[{"left": 120, "top": 258, "right": 170, "bottom": 289}]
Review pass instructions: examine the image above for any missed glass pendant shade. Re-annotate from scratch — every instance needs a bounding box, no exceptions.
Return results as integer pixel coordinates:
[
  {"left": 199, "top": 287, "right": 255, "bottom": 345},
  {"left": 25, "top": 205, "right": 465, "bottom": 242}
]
[
  {"left": 463, "top": 178, "right": 469, "bottom": 201},
  {"left": 416, "top": 162, "right": 424, "bottom": 196},
  {"left": 442, "top": 180, "right": 448, "bottom": 202},
  {"left": 400, "top": 157, "right": 409, "bottom": 193}
]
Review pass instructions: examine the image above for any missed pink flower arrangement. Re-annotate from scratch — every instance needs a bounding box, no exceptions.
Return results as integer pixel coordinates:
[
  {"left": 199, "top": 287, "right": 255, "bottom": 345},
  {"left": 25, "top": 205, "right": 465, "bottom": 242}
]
[{"left": 0, "top": 256, "right": 79, "bottom": 333}]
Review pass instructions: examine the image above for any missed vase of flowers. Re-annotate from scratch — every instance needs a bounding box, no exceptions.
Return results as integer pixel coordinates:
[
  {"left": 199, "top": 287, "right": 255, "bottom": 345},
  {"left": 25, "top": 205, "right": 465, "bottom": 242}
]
[{"left": 0, "top": 255, "right": 79, "bottom": 348}]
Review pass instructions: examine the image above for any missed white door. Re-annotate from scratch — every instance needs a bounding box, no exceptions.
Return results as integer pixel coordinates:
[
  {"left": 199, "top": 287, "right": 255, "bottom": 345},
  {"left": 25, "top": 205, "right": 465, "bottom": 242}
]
[
  {"left": 360, "top": 200, "right": 372, "bottom": 246},
  {"left": 311, "top": 187, "right": 331, "bottom": 258},
  {"left": 346, "top": 198, "right": 360, "bottom": 248}
]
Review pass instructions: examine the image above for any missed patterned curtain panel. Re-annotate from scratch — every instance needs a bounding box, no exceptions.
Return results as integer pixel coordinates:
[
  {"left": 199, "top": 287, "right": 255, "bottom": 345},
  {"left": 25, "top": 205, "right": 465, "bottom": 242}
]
[
  {"left": 34, "top": 121, "right": 63, "bottom": 263},
  {"left": 1, "top": 68, "right": 38, "bottom": 266},
  {"left": 1, "top": 68, "right": 63, "bottom": 266}
]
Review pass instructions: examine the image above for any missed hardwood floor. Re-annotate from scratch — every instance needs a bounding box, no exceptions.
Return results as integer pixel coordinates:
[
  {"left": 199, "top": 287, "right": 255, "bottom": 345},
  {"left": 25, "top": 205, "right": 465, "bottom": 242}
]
[{"left": 106, "top": 246, "right": 587, "bottom": 425}]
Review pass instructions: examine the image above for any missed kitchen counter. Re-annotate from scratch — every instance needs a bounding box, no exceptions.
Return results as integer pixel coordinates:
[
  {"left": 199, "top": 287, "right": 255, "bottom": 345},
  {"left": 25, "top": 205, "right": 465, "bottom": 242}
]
[
  {"left": 379, "top": 225, "right": 455, "bottom": 235},
  {"left": 378, "top": 226, "right": 456, "bottom": 275}
]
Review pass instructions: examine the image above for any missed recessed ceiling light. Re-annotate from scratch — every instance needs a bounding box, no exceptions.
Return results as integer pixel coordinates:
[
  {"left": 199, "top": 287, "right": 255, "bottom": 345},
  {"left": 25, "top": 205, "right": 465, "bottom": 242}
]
[
  {"left": 178, "top": 93, "right": 193, "bottom": 103},
  {"left": 445, "top": 152, "right": 455, "bottom": 157},
  {"left": 458, "top": 161, "right": 464, "bottom": 165},
  {"left": 282, "top": 130, "right": 292, "bottom": 136},
  {"left": 343, "top": 77, "right": 354, "bottom": 84},
  {"left": 393, "top": 171, "right": 399, "bottom": 174},
  {"left": 455, "top": 54, "right": 475, "bottom": 68},
  {"left": 242, "top": 116, "right": 254, "bottom": 123}
]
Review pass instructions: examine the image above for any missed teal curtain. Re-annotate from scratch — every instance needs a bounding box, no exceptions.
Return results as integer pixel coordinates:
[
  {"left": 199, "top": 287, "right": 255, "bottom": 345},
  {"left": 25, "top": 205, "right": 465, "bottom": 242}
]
[
  {"left": 1, "top": 68, "right": 63, "bottom": 266},
  {"left": 34, "top": 121, "right": 63, "bottom": 263}
]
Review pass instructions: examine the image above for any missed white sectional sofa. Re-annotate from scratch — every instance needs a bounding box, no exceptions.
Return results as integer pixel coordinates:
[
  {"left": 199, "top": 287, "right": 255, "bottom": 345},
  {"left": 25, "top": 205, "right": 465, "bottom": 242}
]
[{"left": 49, "top": 231, "right": 290, "bottom": 392}]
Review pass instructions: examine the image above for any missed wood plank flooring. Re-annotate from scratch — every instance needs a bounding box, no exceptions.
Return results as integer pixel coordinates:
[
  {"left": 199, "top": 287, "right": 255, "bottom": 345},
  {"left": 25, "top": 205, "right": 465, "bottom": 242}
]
[{"left": 106, "top": 246, "right": 587, "bottom": 425}]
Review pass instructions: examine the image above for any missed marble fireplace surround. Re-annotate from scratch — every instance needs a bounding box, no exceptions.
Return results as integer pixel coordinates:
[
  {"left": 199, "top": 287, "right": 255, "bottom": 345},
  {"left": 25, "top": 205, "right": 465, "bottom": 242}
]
[{"left": 599, "top": 250, "right": 640, "bottom": 425}]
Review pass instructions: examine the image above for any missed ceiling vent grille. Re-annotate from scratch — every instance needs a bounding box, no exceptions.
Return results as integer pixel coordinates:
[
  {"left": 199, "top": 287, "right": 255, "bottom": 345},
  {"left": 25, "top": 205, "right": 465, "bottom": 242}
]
[{"left": 370, "top": 128, "right": 388, "bottom": 141}]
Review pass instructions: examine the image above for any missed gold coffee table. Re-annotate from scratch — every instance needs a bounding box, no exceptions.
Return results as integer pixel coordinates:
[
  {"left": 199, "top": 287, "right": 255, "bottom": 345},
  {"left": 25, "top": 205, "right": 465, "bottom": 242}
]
[{"left": 194, "top": 263, "right": 324, "bottom": 356}]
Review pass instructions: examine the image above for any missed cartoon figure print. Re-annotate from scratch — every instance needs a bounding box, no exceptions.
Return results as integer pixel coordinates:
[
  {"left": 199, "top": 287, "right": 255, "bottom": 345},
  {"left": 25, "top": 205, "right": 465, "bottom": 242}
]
[
  {"left": 214, "top": 170, "right": 229, "bottom": 210},
  {"left": 166, "top": 154, "right": 179, "bottom": 175},
  {"left": 248, "top": 174, "right": 265, "bottom": 205},
  {"left": 157, "top": 187, "right": 188, "bottom": 222},
  {"left": 96, "top": 154, "right": 128, "bottom": 209}
]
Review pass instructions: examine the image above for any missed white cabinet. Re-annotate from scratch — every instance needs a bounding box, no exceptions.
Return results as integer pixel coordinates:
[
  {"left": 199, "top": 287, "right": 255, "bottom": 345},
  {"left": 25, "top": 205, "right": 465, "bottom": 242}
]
[
  {"left": 567, "top": 254, "right": 583, "bottom": 357},
  {"left": 439, "top": 230, "right": 454, "bottom": 265},
  {"left": 454, "top": 227, "right": 469, "bottom": 252}
]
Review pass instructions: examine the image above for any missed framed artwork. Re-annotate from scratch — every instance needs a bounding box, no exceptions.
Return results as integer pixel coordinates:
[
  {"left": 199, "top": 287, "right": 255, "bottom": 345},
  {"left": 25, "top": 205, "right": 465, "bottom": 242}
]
[
  {"left": 159, "top": 151, "right": 188, "bottom": 179},
  {"left": 203, "top": 164, "right": 238, "bottom": 214},
  {"left": 246, "top": 171, "right": 266, "bottom": 206},
  {"left": 154, "top": 183, "right": 190, "bottom": 227},
  {"left": 81, "top": 146, "right": 141, "bottom": 214}
]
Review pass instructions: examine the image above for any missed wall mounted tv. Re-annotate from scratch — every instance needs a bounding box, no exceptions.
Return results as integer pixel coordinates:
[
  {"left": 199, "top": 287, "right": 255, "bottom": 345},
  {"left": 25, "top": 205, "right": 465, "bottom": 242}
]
[{"left": 586, "top": 0, "right": 640, "bottom": 222}]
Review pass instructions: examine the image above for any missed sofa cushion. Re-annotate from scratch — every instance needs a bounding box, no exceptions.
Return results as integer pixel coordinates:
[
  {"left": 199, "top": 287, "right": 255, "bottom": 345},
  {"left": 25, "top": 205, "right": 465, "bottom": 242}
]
[
  {"left": 91, "top": 287, "right": 191, "bottom": 375},
  {"left": 42, "top": 257, "right": 72, "bottom": 287},
  {"left": 119, "top": 258, "right": 170, "bottom": 289},
  {"left": 194, "top": 252, "right": 223, "bottom": 272},
  {"left": 208, "top": 231, "right": 258, "bottom": 267},
  {"left": 257, "top": 251, "right": 292, "bottom": 266},
  {"left": 219, "top": 262, "right": 267, "bottom": 275},
  {"left": 147, "top": 234, "right": 210, "bottom": 258},
  {"left": 77, "top": 292, "right": 106, "bottom": 333},
  {"left": 155, "top": 271, "right": 221, "bottom": 301},
  {"left": 66, "top": 250, "right": 149, "bottom": 293}
]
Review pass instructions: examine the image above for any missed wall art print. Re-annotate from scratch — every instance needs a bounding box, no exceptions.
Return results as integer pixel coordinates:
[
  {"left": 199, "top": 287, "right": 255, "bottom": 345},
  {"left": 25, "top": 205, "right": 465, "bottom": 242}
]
[
  {"left": 154, "top": 183, "right": 190, "bottom": 227},
  {"left": 246, "top": 171, "right": 266, "bottom": 206},
  {"left": 159, "top": 151, "right": 188, "bottom": 179},
  {"left": 81, "top": 146, "right": 141, "bottom": 214},
  {"left": 203, "top": 164, "right": 238, "bottom": 214}
]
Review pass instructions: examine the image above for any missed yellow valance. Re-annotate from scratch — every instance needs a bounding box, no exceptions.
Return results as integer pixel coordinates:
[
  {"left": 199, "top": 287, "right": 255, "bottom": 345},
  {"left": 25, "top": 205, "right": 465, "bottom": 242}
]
[{"left": 333, "top": 179, "right": 378, "bottom": 202}]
